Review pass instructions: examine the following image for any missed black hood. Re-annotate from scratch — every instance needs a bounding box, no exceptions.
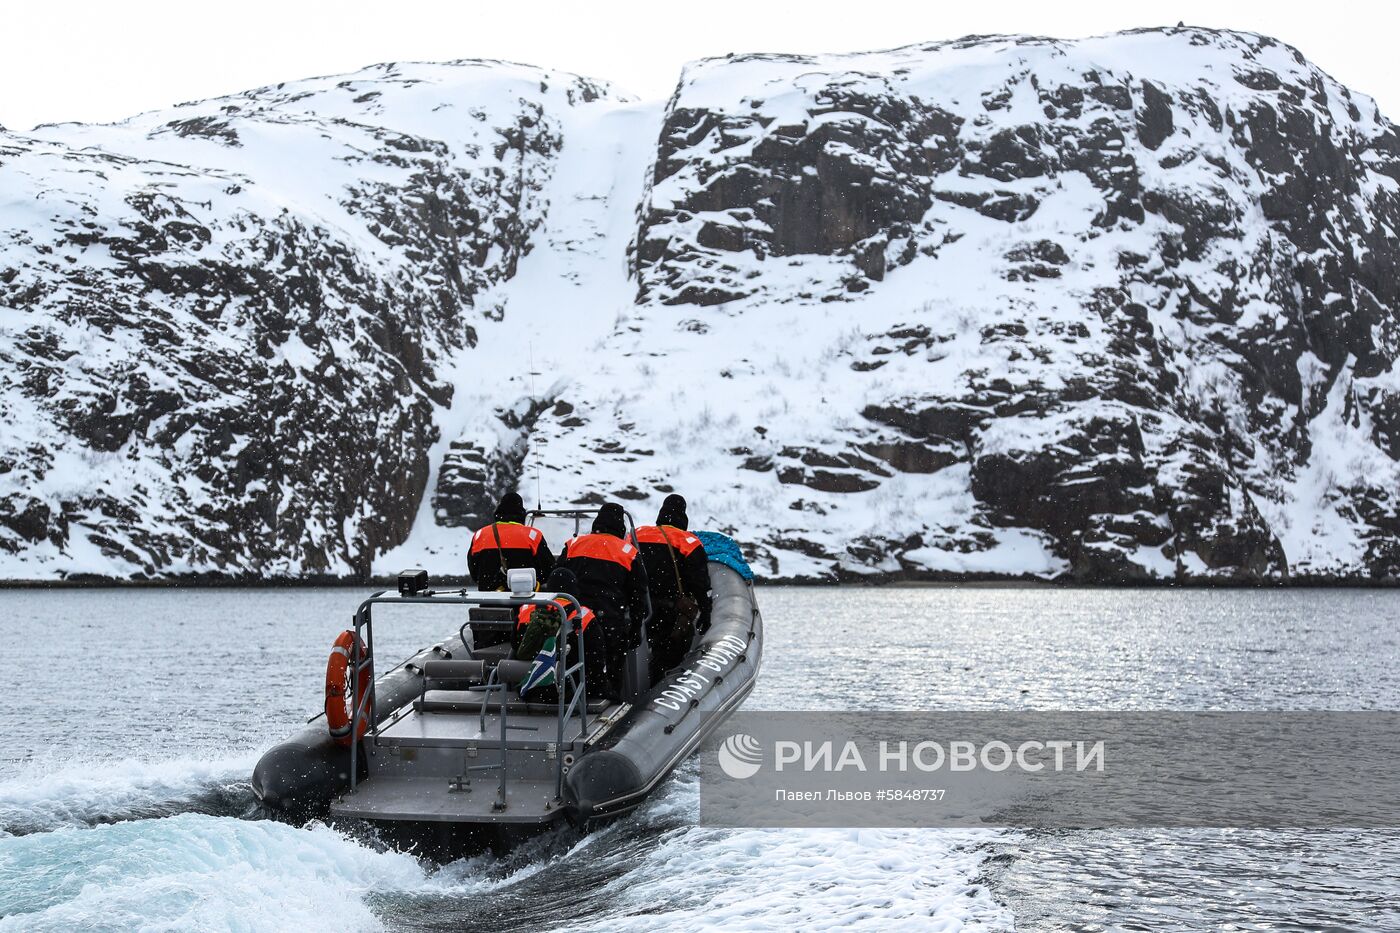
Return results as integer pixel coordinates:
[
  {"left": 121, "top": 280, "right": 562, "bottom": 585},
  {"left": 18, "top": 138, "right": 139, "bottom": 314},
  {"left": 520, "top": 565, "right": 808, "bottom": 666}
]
[
  {"left": 494, "top": 492, "right": 526, "bottom": 524},
  {"left": 592, "top": 503, "right": 626, "bottom": 538},
  {"left": 656, "top": 494, "right": 688, "bottom": 530},
  {"left": 544, "top": 566, "right": 580, "bottom": 598}
]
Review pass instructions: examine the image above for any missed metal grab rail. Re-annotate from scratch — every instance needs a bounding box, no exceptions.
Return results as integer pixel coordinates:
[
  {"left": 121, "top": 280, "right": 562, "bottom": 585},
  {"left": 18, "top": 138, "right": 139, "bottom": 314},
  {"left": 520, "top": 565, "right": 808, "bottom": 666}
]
[{"left": 346, "top": 590, "right": 591, "bottom": 807}]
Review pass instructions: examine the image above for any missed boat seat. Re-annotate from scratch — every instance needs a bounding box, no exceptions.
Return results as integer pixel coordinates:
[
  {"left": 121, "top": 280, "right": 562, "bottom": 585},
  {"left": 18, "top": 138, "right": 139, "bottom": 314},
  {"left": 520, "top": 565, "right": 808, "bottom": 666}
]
[
  {"left": 413, "top": 689, "right": 610, "bottom": 715},
  {"left": 494, "top": 659, "right": 531, "bottom": 684},
  {"left": 468, "top": 642, "right": 512, "bottom": 663},
  {"left": 421, "top": 659, "right": 487, "bottom": 686},
  {"left": 466, "top": 606, "right": 515, "bottom": 650}
]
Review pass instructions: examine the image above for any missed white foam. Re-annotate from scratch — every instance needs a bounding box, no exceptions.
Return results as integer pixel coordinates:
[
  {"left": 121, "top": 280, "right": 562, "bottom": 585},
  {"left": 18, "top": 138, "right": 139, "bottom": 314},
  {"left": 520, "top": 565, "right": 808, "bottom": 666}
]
[
  {"left": 563, "top": 765, "right": 1011, "bottom": 931},
  {"left": 0, "top": 750, "right": 1010, "bottom": 930},
  {"left": 0, "top": 753, "right": 259, "bottom": 833},
  {"left": 0, "top": 813, "right": 426, "bottom": 932},
  {"left": 0, "top": 749, "right": 615, "bottom": 931}
]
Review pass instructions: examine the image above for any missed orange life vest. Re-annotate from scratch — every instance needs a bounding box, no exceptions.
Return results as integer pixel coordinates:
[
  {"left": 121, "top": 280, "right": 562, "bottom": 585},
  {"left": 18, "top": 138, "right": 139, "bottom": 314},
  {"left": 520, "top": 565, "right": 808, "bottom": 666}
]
[
  {"left": 635, "top": 525, "right": 702, "bottom": 556},
  {"left": 470, "top": 521, "right": 545, "bottom": 554},
  {"left": 563, "top": 533, "right": 638, "bottom": 568}
]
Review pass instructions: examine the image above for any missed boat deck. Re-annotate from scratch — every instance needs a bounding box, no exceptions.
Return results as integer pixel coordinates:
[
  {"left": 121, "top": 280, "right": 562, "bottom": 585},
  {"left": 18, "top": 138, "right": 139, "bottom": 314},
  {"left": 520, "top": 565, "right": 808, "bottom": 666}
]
[
  {"left": 331, "top": 775, "right": 570, "bottom": 823},
  {"left": 328, "top": 694, "right": 630, "bottom": 824},
  {"left": 377, "top": 705, "right": 584, "bottom": 749}
]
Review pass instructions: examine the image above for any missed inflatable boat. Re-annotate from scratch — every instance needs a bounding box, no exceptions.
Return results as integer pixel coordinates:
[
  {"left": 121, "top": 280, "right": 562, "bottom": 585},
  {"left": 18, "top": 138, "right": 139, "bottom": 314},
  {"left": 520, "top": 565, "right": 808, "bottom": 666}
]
[{"left": 251, "top": 514, "right": 761, "bottom": 855}]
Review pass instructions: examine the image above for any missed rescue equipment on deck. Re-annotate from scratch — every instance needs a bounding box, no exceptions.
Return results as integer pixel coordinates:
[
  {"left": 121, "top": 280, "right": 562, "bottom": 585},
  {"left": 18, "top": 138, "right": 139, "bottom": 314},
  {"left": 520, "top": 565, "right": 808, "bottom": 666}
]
[{"left": 325, "top": 630, "right": 370, "bottom": 745}]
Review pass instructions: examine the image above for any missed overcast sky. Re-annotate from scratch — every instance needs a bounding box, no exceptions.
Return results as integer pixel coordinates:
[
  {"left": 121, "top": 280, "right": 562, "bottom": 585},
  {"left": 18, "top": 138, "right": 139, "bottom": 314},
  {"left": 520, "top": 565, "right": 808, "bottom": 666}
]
[{"left": 3, "top": 1, "right": 1397, "bottom": 131}]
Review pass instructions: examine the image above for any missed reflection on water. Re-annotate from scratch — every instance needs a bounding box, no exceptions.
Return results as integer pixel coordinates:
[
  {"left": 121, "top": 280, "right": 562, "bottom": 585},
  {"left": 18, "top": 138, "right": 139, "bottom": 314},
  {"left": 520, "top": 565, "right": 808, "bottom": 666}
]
[{"left": 0, "top": 584, "right": 1396, "bottom": 930}]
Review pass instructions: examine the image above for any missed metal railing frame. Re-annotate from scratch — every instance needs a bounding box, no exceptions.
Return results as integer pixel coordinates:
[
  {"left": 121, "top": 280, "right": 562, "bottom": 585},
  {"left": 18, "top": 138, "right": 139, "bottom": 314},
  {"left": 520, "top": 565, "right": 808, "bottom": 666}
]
[{"left": 347, "top": 590, "right": 590, "bottom": 807}]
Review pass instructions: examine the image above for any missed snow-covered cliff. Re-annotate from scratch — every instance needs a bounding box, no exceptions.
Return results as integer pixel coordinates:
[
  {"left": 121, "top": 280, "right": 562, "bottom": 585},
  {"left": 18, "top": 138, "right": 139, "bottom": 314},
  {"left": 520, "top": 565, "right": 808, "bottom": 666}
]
[
  {"left": 3, "top": 28, "right": 1399, "bottom": 582},
  {"left": 0, "top": 62, "right": 618, "bottom": 577}
]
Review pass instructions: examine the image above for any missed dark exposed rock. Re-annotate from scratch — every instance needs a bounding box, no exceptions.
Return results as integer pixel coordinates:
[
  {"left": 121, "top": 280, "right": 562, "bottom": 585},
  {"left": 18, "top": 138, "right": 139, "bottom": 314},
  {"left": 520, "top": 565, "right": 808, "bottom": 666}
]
[
  {"left": 862, "top": 402, "right": 990, "bottom": 446},
  {"left": 1005, "top": 240, "right": 1069, "bottom": 280},
  {"left": 432, "top": 441, "right": 493, "bottom": 529},
  {"left": 972, "top": 416, "right": 1151, "bottom": 536},
  {"left": 433, "top": 396, "right": 559, "bottom": 528},
  {"left": 861, "top": 440, "right": 963, "bottom": 474},
  {"left": 768, "top": 534, "right": 838, "bottom": 561},
  {"left": 158, "top": 116, "right": 241, "bottom": 146},
  {"left": 0, "top": 497, "right": 52, "bottom": 544},
  {"left": 767, "top": 445, "right": 890, "bottom": 494},
  {"left": 1136, "top": 81, "right": 1175, "bottom": 150},
  {"left": 933, "top": 189, "right": 1040, "bottom": 222},
  {"left": 635, "top": 73, "right": 963, "bottom": 302}
]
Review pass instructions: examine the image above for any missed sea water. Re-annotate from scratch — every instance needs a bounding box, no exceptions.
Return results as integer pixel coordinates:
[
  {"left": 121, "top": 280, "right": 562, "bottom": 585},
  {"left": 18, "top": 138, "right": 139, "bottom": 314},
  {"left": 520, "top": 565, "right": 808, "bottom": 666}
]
[{"left": 1, "top": 586, "right": 1396, "bottom": 931}]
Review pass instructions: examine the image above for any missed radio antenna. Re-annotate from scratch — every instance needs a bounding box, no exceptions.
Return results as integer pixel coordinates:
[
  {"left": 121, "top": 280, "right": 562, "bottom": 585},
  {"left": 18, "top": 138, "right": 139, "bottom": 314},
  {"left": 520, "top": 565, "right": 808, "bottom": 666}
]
[{"left": 529, "top": 338, "right": 542, "bottom": 511}]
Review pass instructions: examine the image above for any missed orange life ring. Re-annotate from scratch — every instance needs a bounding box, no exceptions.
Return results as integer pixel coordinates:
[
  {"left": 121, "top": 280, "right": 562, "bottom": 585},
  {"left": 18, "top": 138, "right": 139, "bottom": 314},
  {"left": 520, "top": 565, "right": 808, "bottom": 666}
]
[{"left": 325, "top": 630, "right": 370, "bottom": 745}]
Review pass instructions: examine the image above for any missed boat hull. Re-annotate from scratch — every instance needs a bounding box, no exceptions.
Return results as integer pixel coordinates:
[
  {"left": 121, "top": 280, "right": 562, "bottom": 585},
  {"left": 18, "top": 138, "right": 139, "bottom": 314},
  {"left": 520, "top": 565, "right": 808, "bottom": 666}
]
[
  {"left": 566, "top": 565, "right": 761, "bottom": 822},
  {"left": 251, "top": 564, "right": 762, "bottom": 845}
]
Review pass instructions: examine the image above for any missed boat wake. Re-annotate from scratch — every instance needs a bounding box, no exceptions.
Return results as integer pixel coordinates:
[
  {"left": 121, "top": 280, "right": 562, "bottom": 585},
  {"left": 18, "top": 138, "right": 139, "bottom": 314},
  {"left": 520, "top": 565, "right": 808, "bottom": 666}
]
[
  {"left": 0, "top": 812, "right": 436, "bottom": 931},
  {"left": 553, "top": 765, "right": 1010, "bottom": 932},
  {"left": 0, "top": 753, "right": 263, "bottom": 836},
  {"left": 0, "top": 751, "right": 607, "bottom": 932},
  {"left": 0, "top": 754, "right": 1006, "bottom": 931}
]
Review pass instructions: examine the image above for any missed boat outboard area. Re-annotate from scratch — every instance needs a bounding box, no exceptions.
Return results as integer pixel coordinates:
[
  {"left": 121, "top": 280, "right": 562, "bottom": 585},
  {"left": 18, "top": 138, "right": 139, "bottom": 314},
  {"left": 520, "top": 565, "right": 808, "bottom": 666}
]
[{"left": 252, "top": 510, "right": 761, "bottom": 857}]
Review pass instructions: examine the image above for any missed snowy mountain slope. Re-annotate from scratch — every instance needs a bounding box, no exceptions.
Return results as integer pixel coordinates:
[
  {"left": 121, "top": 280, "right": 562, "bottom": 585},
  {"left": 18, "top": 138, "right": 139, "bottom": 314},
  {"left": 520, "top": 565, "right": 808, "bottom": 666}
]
[
  {"left": 3, "top": 28, "right": 1399, "bottom": 582},
  {"left": 614, "top": 28, "right": 1400, "bottom": 580},
  {"left": 379, "top": 95, "right": 667, "bottom": 572},
  {"left": 0, "top": 61, "right": 622, "bottom": 577}
]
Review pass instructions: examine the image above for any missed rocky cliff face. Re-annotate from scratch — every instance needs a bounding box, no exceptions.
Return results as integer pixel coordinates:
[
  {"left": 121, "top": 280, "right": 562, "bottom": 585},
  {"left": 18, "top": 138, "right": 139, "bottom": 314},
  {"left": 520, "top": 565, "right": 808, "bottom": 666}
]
[
  {"left": 3, "top": 29, "right": 1399, "bottom": 582},
  {"left": 625, "top": 28, "right": 1400, "bottom": 581},
  {"left": 0, "top": 62, "right": 615, "bottom": 577}
]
